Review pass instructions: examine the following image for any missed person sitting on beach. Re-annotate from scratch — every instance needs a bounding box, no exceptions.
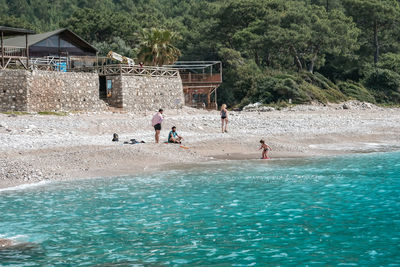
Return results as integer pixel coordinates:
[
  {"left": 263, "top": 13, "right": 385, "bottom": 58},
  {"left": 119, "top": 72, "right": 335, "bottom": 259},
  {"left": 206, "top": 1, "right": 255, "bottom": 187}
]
[
  {"left": 259, "top": 139, "right": 272, "bottom": 159},
  {"left": 152, "top": 108, "right": 164, "bottom": 143},
  {"left": 168, "top": 126, "right": 183, "bottom": 144}
]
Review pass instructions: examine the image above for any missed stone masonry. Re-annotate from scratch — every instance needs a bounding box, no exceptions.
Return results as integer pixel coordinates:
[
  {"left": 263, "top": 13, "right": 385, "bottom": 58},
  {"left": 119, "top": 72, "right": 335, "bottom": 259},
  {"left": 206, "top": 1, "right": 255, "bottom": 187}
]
[
  {"left": 106, "top": 75, "right": 184, "bottom": 111},
  {"left": 0, "top": 69, "right": 106, "bottom": 112},
  {"left": 0, "top": 70, "right": 29, "bottom": 111},
  {"left": 0, "top": 69, "right": 185, "bottom": 112},
  {"left": 27, "top": 71, "right": 107, "bottom": 112}
]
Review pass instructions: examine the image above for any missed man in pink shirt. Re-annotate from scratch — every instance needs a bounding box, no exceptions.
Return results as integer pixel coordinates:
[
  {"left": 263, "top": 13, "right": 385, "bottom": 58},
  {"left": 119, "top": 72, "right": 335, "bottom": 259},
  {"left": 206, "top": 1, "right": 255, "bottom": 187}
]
[{"left": 152, "top": 108, "right": 164, "bottom": 143}]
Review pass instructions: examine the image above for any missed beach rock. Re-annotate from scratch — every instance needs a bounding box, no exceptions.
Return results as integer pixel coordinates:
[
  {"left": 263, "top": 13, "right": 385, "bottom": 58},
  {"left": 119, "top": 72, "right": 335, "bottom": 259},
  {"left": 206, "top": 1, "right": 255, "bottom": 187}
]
[
  {"left": 0, "top": 238, "right": 13, "bottom": 249},
  {"left": 259, "top": 106, "right": 276, "bottom": 112},
  {"left": 242, "top": 102, "right": 262, "bottom": 111},
  {"left": 341, "top": 100, "right": 379, "bottom": 110},
  {"left": 243, "top": 103, "right": 275, "bottom": 112}
]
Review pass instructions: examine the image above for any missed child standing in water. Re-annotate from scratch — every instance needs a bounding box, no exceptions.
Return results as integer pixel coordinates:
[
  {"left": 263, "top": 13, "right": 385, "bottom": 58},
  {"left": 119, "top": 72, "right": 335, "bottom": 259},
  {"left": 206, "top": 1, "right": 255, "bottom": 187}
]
[{"left": 259, "top": 139, "right": 272, "bottom": 159}]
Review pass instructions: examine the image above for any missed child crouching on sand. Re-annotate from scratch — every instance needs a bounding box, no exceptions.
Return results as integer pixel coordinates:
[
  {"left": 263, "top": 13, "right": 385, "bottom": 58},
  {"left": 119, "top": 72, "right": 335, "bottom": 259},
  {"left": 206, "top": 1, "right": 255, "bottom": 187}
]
[{"left": 259, "top": 140, "right": 272, "bottom": 159}]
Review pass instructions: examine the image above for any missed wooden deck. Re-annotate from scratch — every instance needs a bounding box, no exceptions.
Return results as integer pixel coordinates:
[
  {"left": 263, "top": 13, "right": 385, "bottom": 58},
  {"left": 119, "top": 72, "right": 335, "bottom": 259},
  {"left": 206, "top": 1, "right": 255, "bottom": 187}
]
[
  {"left": 165, "top": 61, "right": 223, "bottom": 110},
  {"left": 0, "top": 46, "right": 29, "bottom": 69},
  {"left": 1, "top": 25, "right": 33, "bottom": 70},
  {"left": 180, "top": 73, "right": 222, "bottom": 84}
]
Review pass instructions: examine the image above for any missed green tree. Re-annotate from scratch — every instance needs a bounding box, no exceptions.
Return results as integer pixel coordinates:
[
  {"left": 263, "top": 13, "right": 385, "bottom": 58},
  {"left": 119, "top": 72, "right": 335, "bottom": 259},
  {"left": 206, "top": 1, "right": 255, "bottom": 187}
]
[
  {"left": 136, "top": 28, "right": 181, "bottom": 66},
  {"left": 6, "top": 0, "right": 33, "bottom": 20},
  {"left": 0, "top": 14, "right": 38, "bottom": 31},
  {"left": 280, "top": 4, "right": 360, "bottom": 73},
  {"left": 1, "top": 0, "right": 400, "bottom": 105},
  {"left": 0, "top": 0, "right": 8, "bottom": 15},
  {"left": 301, "top": 0, "right": 343, "bottom": 11},
  {"left": 214, "top": 0, "right": 269, "bottom": 48},
  {"left": 93, "top": 37, "right": 135, "bottom": 58},
  {"left": 232, "top": 2, "right": 360, "bottom": 73},
  {"left": 61, "top": 8, "right": 138, "bottom": 44},
  {"left": 343, "top": 0, "right": 400, "bottom": 65},
  {"left": 378, "top": 53, "right": 400, "bottom": 74}
]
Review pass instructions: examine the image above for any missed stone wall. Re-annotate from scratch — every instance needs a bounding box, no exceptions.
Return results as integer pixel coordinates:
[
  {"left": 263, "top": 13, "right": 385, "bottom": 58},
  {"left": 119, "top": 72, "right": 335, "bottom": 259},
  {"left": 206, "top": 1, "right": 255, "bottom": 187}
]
[
  {"left": 0, "top": 69, "right": 184, "bottom": 112},
  {"left": 119, "top": 75, "right": 184, "bottom": 111},
  {"left": 0, "top": 70, "right": 29, "bottom": 111},
  {"left": 0, "top": 70, "right": 107, "bottom": 112},
  {"left": 27, "top": 71, "right": 107, "bottom": 112}
]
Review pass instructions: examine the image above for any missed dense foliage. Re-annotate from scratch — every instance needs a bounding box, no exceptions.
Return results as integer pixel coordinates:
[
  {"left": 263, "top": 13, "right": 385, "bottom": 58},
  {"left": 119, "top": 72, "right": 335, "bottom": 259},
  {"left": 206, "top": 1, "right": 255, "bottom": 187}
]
[{"left": 1, "top": 0, "right": 400, "bottom": 106}]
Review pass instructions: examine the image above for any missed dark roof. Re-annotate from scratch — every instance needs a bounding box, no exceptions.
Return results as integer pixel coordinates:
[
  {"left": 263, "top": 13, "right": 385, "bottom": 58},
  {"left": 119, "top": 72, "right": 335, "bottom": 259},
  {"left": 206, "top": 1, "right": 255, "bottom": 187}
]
[
  {"left": 4, "top": 28, "right": 97, "bottom": 52},
  {"left": 0, "top": 26, "right": 35, "bottom": 36}
]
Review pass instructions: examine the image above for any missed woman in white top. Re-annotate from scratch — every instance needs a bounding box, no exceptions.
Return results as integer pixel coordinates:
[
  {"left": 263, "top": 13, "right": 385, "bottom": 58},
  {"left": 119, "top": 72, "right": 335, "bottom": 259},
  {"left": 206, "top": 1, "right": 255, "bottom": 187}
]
[
  {"left": 152, "top": 109, "right": 164, "bottom": 143},
  {"left": 220, "top": 104, "right": 228, "bottom": 133}
]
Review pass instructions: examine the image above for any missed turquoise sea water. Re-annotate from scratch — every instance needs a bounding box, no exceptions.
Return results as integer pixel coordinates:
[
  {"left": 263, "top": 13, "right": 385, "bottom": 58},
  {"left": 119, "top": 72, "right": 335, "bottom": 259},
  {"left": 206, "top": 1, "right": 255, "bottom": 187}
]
[{"left": 1, "top": 152, "right": 400, "bottom": 266}]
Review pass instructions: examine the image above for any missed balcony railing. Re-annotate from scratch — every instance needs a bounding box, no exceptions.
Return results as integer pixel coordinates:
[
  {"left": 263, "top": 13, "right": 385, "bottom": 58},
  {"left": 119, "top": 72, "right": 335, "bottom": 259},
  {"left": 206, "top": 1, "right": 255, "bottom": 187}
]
[
  {"left": 180, "top": 73, "right": 222, "bottom": 84},
  {"left": 70, "top": 64, "right": 180, "bottom": 78},
  {"left": 0, "top": 46, "right": 27, "bottom": 58}
]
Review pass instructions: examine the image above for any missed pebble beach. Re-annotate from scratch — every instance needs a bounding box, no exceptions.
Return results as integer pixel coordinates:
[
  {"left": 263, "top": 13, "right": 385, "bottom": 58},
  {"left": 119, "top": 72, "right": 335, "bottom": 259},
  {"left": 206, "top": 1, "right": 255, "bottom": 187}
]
[{"left": 1, "top": 101, "right": 399, "bottom": 189}]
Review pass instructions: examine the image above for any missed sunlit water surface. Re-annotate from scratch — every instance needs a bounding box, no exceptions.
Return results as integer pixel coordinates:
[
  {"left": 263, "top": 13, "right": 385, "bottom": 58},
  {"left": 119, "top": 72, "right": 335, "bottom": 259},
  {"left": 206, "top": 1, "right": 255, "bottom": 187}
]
[{"left": 1, "top": 152, "right": 400, "bottom": 266}]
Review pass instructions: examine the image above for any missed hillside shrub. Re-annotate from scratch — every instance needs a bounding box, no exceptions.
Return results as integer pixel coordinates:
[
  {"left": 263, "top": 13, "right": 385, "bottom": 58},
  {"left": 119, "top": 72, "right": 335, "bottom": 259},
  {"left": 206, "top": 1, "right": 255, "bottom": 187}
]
[
  {"left": 378, "top": 53, "right": 400, "bottom": 74},
  {"left": 364, "top": 68, "right": 400, "bottom": 103},
  {"left": 365, "top": 68, "right": 400, "bottom": 91},
  {"left": 249, "top": 75, "right": 309, "bottom": 104},
  {"left": 238, "top": 97, "right": 251, "bottom": 109},
  {"left": 300, "top": 72, "right": 339, "bottom": 90},
  {"left": 301, "top": 83, "right": 328, "bottom": 103},
  {"left": 323, "top": 88, "right": 347, "bottom": 103},
  {"left": 338, "top": 81, "right": 376, "bottom": 103},
  {"left": 244, "top": 71, "right": 349, "bottom": 105}
]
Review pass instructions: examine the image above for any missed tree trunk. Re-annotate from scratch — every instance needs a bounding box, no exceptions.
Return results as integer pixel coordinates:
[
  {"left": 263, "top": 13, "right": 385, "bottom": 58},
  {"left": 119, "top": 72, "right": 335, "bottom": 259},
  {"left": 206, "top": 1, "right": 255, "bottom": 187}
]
[
  {"left": 267, "top": 53, "right": 272, "bottom": 68},
  {"left": 308, "top": 53, "right": 318, "bottom": 74},
  {"left": 290, "top": 46, "right": 303, "bottom": 71},
  {"left": 308, "top": 59, "right": 314, "bottom": 73},
  {"left": 308, "top": 63, "right": 313, "bottom": 73},
  {"left": 374, "top": 19, "right": 379, "bottom": 66},
  {"left": 294, "top": 55, "right": 303, "bottom": 71},
  {"left": 254, "top": 51, "right": 260, "bottom": 67}
]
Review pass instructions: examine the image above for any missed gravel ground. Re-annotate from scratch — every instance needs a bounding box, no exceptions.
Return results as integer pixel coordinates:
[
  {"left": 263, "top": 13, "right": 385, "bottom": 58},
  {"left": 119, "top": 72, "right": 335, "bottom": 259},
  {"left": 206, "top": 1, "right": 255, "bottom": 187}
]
[{"left": 1, "top": 102, "right": 399, "bottom": 189}]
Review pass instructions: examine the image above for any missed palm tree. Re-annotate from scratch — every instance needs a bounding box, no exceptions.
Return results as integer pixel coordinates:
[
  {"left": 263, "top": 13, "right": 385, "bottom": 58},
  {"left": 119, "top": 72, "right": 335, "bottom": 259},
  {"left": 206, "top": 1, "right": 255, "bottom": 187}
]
[{"left": 137, "top": 28, "right": 181, "bottom": 66}]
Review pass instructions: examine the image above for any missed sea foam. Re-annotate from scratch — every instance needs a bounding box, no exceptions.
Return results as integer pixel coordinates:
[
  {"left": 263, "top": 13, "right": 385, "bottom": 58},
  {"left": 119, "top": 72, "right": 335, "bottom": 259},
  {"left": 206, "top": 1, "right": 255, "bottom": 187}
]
[{"left": 0, "top": 180, "right": 50, "bottom": 193}]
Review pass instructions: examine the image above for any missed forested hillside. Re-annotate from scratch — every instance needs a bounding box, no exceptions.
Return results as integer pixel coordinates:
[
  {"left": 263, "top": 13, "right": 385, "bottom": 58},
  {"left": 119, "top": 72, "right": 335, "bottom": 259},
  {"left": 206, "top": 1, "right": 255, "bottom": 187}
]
[{"left": 1, "top": 0, "right": 400, "bottom": 106}]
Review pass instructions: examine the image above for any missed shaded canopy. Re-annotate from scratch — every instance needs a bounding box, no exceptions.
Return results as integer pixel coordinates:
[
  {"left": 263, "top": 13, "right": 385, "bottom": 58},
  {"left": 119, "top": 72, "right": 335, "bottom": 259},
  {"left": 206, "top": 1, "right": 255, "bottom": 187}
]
[
  {"left": 4, "top": 28, "right": 97, "bottom": 57},
  {"left": 0, "top": 26, "right": 35, "bottom": 37}
]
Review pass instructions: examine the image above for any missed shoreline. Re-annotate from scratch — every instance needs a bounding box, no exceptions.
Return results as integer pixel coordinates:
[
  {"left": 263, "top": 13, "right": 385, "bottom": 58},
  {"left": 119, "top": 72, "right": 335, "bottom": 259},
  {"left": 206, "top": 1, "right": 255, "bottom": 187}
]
[
  {"left": 1, "top": 105, "right": 399, "bottom": 189},
  {"left": 2, "top": 147, "right": 399, "bottom": 192}
]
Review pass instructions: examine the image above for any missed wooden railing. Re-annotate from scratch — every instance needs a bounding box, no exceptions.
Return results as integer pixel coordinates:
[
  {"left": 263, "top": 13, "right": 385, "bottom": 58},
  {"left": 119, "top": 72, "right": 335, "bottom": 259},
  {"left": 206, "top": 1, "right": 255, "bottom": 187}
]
[
  {"left": 180, "top": 73, "right": 222, "bottom": 83},
  {"left": 0, "top": 53, "right": 180, "bottom": 78},
  {"left": 0, "top": 46, "right": 27, "bottom": 58},
  {"left": 29, "top": 64, "right": 60, "bottom": 71},
  {"left": 70, "top": 64, "right": 180, "bottom": 78},
  {"left": 97, "top": 64, "right": 179, "bottom": 77}
]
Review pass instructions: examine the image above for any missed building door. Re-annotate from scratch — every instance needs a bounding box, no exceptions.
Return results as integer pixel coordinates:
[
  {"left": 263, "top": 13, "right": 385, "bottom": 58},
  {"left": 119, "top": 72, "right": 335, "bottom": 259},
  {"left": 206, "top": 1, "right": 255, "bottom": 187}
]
[{"left": 99, "top": 76, "right": 107, "bottom": 99}]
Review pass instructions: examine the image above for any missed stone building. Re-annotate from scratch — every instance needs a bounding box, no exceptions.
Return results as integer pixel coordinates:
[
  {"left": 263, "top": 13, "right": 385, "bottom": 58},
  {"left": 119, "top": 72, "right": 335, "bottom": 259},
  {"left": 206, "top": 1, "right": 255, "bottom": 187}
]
[
  {"left": 0, "top": 68, "right": 184, "bottom": 112},
  {"left": 0, "top": 27, "right": 184, "bottom": 112}
]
